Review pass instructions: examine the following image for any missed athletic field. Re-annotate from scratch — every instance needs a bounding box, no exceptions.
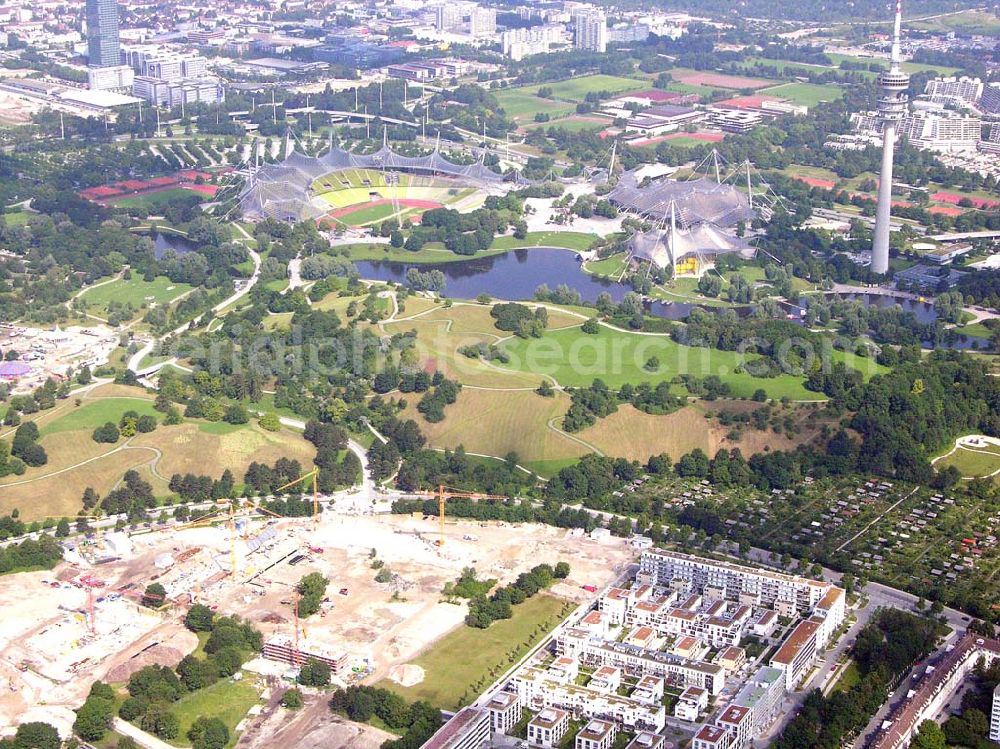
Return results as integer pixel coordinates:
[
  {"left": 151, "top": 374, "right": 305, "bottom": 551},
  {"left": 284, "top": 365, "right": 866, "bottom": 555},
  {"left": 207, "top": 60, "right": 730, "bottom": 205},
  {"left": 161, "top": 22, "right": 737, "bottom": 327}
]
[{"left": 310, "top": 168, "right": 481, "bottom": 226}]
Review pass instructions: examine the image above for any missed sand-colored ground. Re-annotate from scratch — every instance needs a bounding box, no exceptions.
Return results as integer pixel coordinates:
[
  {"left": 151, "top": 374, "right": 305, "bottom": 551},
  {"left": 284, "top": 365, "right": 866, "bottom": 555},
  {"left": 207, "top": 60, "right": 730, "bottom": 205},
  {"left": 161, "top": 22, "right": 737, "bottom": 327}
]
[
  {"left": 400, "top": 388, "right": 587, "bottom": 466},
  {"left": 0, "top": 513, "right": 634, "bottom": 733},
  {"left": 579, "top": 401, "right": 827, "bottom": 461},
  {"left": 237, "top": 695, "right": 393, "bottom": 749}
]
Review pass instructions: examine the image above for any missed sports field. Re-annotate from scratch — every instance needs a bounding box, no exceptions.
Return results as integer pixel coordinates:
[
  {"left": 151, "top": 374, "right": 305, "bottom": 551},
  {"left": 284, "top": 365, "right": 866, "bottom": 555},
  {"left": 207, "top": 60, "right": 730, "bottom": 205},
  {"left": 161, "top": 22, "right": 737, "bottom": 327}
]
[
  {"left": 519, "top": 74, "right": 648, "bottom": 101},
  {"left": 671, "top": 69, "right": 774, "bottom": 90},
  {"left": 495, "top": 90, "right": 576, "bottom": 121},
  {"left": 761, "top": 82, "right": 845, "bottom": 106},
  {"left": 311, "top": 168, "right": 477, "bottom": 226},
  {"left": 109, "top": 188, "right": 207, "bottom": 210},
  {"left": 497, "top": 74, "right": 646, "bottom": 123}
]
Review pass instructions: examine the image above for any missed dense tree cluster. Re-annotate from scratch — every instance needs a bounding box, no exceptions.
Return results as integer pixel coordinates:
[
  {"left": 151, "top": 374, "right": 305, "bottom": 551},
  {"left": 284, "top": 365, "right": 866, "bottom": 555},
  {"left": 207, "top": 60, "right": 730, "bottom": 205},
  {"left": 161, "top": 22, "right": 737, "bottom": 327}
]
[
  {"left": 296, "top": 572, "right": 329, "bottom": 618},
  {"left": 562, "top": 379, "right": 683, "bottom": 432},
  {"left": 10, "top": 422, "right": 46, "bottom": 467},
  {"left": 466, "top": 562, "right": 569, "bottom": 628},
  {"left": 329, "top": 686, "right": 442, "bottom": 749},
  {"left": 772, "top": 609, "right": 941, "bottom": 749},
  {"left": 416, "top": 378, "right": 461, "bottom": 423},
  {"left": 304, "top": 420, "right": 362, "bottom": 492},
  {"left": 490, "top": 302, "right": 549, "bottom": 338},
  {"left": 0, "top": 534, "right": 63, "bottom": 575}
]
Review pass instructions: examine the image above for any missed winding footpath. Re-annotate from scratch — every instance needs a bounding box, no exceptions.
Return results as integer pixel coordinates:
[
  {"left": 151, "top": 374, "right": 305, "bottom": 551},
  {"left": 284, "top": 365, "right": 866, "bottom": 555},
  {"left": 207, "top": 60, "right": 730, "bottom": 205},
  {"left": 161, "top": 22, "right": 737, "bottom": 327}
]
[{"left": 127, "top": 233, "right": 261, "bottom": 376}]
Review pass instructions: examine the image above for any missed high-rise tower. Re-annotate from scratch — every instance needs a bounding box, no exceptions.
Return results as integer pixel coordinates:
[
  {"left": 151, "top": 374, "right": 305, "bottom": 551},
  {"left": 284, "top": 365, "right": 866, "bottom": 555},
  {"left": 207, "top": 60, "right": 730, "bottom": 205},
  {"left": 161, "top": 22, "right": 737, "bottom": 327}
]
[
  {"left": 871, "top": 0, "right": 910, "bottom": 275},
  {"left": 86, "top": 0, "right": 121, "bottom": 68}
]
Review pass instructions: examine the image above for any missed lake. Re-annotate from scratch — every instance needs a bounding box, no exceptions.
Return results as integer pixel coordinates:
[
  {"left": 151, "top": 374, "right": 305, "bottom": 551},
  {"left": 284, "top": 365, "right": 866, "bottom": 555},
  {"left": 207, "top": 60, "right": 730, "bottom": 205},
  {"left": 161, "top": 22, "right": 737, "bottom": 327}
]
[
  {"left": 152, "top": 231, "right": 198, "bottom": 259},
  {"left": 355, "top": 248, "right": 700, "bottom": 320}
]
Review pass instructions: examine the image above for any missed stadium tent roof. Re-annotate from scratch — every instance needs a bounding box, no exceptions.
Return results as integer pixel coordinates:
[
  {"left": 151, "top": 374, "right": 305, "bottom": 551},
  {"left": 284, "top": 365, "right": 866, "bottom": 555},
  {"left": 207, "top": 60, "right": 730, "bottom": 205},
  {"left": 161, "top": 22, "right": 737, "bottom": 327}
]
[
  {"left": 239, "top": 144, "right": 510, "bottom": 221},
  {"left": 608, "top": 171, "right": 754, "bottom": 229},
  {"left": 629, "top": 224, "right": 755, "bottom": 269}
]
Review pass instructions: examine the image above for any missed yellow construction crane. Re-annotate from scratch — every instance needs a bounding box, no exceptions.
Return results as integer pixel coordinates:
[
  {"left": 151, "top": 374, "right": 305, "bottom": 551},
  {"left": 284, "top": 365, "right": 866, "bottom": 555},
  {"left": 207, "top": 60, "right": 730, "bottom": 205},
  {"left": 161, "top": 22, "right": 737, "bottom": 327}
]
[
  {"left": 410, "top": 485, "right": 509, "bottom": 546},
  {"left": 274, "top": 469, "right": 321, "bottom": 524}
]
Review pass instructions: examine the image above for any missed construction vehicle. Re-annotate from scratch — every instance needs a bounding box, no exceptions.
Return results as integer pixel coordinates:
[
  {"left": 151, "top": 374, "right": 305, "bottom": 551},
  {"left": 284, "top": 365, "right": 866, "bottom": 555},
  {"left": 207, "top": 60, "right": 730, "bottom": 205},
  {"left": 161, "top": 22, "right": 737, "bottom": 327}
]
[{"left": 409, "top": 485, "right": 510, "bottom": 546}]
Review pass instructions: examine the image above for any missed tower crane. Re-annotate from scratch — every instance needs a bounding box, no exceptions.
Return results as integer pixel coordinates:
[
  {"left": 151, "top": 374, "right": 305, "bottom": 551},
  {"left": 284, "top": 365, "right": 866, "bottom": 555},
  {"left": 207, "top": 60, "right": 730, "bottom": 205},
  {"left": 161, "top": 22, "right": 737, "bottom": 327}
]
[
  {"left": 409, "top": 485, "right": 510, "bottom": 546},
  {"left": 274, "top": 469, "right": 321, "bottom": 524}
]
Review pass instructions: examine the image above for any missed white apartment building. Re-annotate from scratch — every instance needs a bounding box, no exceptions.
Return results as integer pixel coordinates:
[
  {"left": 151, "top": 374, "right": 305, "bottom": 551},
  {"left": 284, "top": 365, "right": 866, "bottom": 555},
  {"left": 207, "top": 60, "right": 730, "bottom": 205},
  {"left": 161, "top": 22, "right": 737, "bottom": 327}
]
[
  {"left": 990, "top": 682, "right": 1000, "bottom": 742},
  {"left": 576, "top": 719, "right": 616, "bottom": 749},
  {"left": 435, "top": 4, "right": 464, "bottom": 32},
  {"left": 423, "top": 706, "right": 491, "bottom": 749},
  {"left": 675, "top": 685, "right": 709, "bottom": 721},
  {"left": 692, "top": 724, "right": 732, "bottom": 749},
  {"left": 637, "top": 550, "right": 843, "bottom": 619},
  {"left": 981, "top": 82, "right": 1000, "bottom": 114},
  {"left": 528, "top": 708, "right": 571, "bottom": 748},
  {"left": 513, "top": 665, "right": 667, "bottom": 732},
  {"left": 500, "top": 24, "right": 566, "bottom": 61},
  {"left": 557, "top": 627, "right": 726, "bottom": 694},
  {"left": 769, "top": 617, "right": 822, "bottom": 690},
  {"left": 689, "top": 666, "right": 786, "bottom": 749},
  {"left": 924, "top": 76, "right": 984, "bottom": 106},
  {"left": 486, "top": 691, "right": 522, "bottom": 734},
  {"left": 573, "top": 9, "right": 607, "bottom": 53},
  {"left": 628, "top": 733, "right": 666, "bottom": 749},
  {"left": 469, "top": 6, "right": 496, "bottom": 37},
  {"left": 900, "top": 110, "right": 982, "bottom": 152}
]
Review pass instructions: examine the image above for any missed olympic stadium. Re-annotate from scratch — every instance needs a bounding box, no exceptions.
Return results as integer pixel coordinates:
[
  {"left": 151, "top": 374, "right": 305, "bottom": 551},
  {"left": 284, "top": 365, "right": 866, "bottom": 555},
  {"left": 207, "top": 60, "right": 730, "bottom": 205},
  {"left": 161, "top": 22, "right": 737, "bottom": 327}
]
[
  {"left": 238, "top": 142, "right": 517, "bottom": 226},
  {"left": 607, "top": 168, "right": 764, "bottom": 277}
]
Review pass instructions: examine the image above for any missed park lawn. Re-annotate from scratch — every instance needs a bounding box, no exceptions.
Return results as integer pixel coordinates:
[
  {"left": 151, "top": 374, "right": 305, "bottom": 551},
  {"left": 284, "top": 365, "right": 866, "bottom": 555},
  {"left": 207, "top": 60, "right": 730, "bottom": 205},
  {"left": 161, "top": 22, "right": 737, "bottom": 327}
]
[
  {"left": 79, "top": 275, "right": 194, "bottom": 312},
  {"left": 489, "top": 232, "right": 597, "bottom": 252},
  {"left": 264, "top": 279, "right": 289, "bottom": 293},
  {"left": 497, "top": 324, "right": 822, "bottom": 400},
  {"left": 954, "top": 322, "right": 994, "bottom": 339},
  {"left": 936, "top": 443, "right": 1000, "bottom": 479},
  {"left": 110, "top": 188, "right": 207, "bottom": 210},
  {"left": 832, "top": 661, "right": 860, "bottom": 693},
  {"left": 167, "top": 678, "right": 261, "bottom": 749},
  {"left": 761, "top": 82, "right": 845, "bottom": 107},
  {"left": 132, "top": 420, "right": 316, "bottom": 482},
  {"left": 399, "top": 388, "right": 587, "bottom": 465},
  {"left": 495, "top": 90, "right": 575, "bottom": 121},
  {"left": 579, "top": 401, "right": 833, "bottom": 465},
  {"left": 40, "top": 397, "right": 158, "bottom": 436},
  {"left": 520, "top": 457, "right": 582, "bottom": 477},
  {"left": 382, "top": 305, "right": 551, "bottom": 388},
  {"left": 584, "top": 254, "right": 629, "bottom": 278},
  {"left": 661, "top": 136, "right": 714, "bottom": 148},
  {"left": 3, "top": 211, "right": 30, "bottom": 226},
  {"left": 341, "top": 243, "right": 511, "bottom": 265},
  {"left": 381, "top": 594, "right": 572, "bottom": 709}
]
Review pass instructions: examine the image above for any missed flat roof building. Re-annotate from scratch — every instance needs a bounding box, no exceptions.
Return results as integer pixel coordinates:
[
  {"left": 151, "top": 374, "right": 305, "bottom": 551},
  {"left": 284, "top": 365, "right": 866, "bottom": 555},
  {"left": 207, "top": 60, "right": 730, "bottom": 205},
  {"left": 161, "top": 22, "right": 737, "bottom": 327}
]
[
  {"left": 528, "top": 707, "right": 571, "bottom": 748},
  {"left": 422, "top": 706, "right": 491, "bottom": 749}
]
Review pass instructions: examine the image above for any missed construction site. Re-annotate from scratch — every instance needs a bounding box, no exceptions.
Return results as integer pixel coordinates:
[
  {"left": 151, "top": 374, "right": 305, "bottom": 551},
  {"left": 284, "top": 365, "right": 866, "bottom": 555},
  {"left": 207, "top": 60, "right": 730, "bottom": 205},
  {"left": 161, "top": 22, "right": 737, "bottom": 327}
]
[{"left": 0, "top": 505, "right": 636, "bottom": 742}]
